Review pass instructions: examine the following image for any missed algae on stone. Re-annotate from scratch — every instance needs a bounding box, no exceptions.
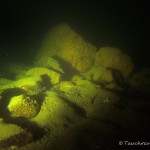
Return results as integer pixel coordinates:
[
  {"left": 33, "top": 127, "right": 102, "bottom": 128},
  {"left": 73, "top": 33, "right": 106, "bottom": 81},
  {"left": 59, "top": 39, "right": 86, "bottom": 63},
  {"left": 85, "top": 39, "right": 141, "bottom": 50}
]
[
  {"left": 35, "top": 57, "right": 64, "bottom": 74},
  {"left": 26, "top": 67, "right": 61, "bottom": 85},
  {"left": 52, "top": 78, "right": 119, "bottom": 118},
  {"left": 8, "top": 94, "right": 39, "bottom": 119},
  {"left": 35, "top": 23, "right": 97, "bottom": 73},
  {"left": 95, "top": 47, "right": 134, "bottom": 79},
  {"left": 0, "top": 78, "right": 15, "bottom": 90},
  {"left": 32, "top": 91, "right": 83, "bottom": 135},
  {"left": 0, "top": 118, "right": 23, "bottom": 141},
  {"left": 14, "top": 76, "right": 41, "bottom": 87},
  {"left": 83, "top": 65, "right": 114, "bottom": 84},
  {"left": 14, "top": 76, "right": 42, "bottom": 95}
]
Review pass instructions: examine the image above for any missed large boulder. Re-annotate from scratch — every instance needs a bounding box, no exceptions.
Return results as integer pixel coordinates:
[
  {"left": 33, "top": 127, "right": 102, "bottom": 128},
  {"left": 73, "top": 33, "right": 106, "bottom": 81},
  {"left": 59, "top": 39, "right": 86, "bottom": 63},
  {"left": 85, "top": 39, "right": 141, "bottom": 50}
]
[
  {"left": 35, "top": 23, "right": 97, "bottom": 73},
  {"left": 8, "top": 94, "right": 39, "bottom": 119},
  {"left": 95, "top": 47, "right": 134, "bottom": 79},
  {"left": 34, "top": 57, "right": 64, "bottom": 74}
]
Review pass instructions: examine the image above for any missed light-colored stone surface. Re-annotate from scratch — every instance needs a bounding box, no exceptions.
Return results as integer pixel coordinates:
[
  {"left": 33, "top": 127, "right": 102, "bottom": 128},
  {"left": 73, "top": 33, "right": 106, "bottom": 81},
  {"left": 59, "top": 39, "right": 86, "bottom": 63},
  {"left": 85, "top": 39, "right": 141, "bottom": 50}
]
[
  {"left": 8, "top": 95, "right": 39, "bottom": 119},
  {"left": 35, "top": 23, "right": 97, "bottom": 73},
  {"left": 95, "top": 47, "right": 134, "bottom": 79},
  {"left": 26, "top": 67, "right": 61, "bottom": 85}
]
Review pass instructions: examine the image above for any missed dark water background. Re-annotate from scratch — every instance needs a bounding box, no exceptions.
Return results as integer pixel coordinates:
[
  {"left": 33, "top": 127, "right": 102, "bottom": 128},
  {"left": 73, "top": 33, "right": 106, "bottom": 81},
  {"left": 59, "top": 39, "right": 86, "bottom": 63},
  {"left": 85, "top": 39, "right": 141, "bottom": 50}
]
[{"left": 0, "top": 0, "right": 149, "bottom": 69}]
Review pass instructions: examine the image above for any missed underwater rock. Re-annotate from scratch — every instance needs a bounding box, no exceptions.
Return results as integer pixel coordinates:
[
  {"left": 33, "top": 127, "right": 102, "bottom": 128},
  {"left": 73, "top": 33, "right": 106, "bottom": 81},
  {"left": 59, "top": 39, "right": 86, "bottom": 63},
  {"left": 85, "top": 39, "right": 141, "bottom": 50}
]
[
  {"left": 0, "top": 75, "right": 45, "bottom": 96},
  {"left": 0, "top": 118, "right": 23, "bottom": 142},
  {"left": 35, "top": 23, "right": 97, "bottom": 73},
  {"left": 20, "top": 84, "right": 42, "bottom": 96},
  {"left": 32, "top": 91, "right": 84, "bottom": 133},
  {"left": 14, "top": 76, "right": 42, "bottom": 95},
  {"left": 83, "top": 65, "right": 114, "bottom": 85},
  {"left": 129, "top": 68, "right": 150, "bottom": 94},
  {"left": 26, "top": 67, "right": 61, "bottom": 85},
  {"left": 82, "top": 66, "right": 125, "bottom": 91},
  {"left": 0, "top": 129, "right": 33, "bottom": 150},
  {"left": 0, "top": 119, "right": 32, "bottom": 149},
  {"left": 95, "top": 47, "right": 134, "bottom": 79},
  {"left": 35, "top": 56, "right": 64, "bottom": 74},
  {"left": 8, "top": 94, "right": 39, "bottom": 119},
  {"left": 52, "top": 79, "right": 119, "bottom": 118}
]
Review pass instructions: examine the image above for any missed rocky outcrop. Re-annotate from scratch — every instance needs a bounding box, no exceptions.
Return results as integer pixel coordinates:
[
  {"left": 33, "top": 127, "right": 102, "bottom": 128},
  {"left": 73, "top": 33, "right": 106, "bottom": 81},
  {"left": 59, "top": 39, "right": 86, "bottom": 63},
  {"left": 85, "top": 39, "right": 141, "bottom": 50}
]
[{"left": 35, "top": 23, "right": 97, "bottom": 73}]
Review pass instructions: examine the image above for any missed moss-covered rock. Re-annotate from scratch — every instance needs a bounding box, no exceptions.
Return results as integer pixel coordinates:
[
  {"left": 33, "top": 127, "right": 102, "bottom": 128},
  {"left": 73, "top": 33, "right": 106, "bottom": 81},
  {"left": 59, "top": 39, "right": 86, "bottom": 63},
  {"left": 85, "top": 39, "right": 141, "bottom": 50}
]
[
  {"left": 52, "top": 79, "right": 119, "bottom": 118},
  {"left": 32, "top": 91, "right": 83, "bottom": 135},
  {"left": 0, "top": 118, "right": 33, "bottom": 150},
  {"left": 95, "top": 47, "right": 134, "bottom": 79},
  {"left": 83, "top": 65, "right": 114, "bottom": 84},
  {"left": 0, "top": 118, "right": 23, "bottom": 141},
  {"left": 0, "top": 66, "right": 60, "bottom": 95},
  {"left": 26, "top": 67, "right": 61, "bottom": 85},
  {"left": 14, "top": 76, "right": 42, "bottom": 95},
  {"left": 35, "top": 23, "right": 97, "bottom": 73},
  {"left": 35, "top": 57, "right": 64, "bottom": 74},
  {"left": 0, "top": 76, "right": 42, "bottom": 96},
  {"left": 8, "top": 95, "right": 39, "bottom": 119},
  {"left": 14, "top": 76, "right": 41, "bottom": 88}
]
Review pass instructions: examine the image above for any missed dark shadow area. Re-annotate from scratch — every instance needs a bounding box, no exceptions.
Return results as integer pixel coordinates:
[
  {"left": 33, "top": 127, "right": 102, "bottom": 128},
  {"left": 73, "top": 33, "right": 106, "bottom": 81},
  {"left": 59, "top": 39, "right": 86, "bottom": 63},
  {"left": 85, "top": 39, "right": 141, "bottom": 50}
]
[
  {"left": 76, "top": 128, "right": 108, "bottom": 150},
  {"left": 71, "top": 121, "right": 124, "bottom": 150},
  {"left": 92, "top": 67, "right": 150, "bottom": 103},
  {"left": 46, "top": 66, "right": 63, "bottom": 75},
  {"left": 59, "top": 95, "right": 87, "bottom": 118},
  {"left": 0, "top": 116, "right": 46, "bottom": 149},
  {"left": 72, "top": 119, "right": 150, "bottom": 150},
  {"left": 4, "top": 116, "right": 45, "bottom": 140},
  {"left": 103, "top": 79, "right": 150, "bottom": 103},
  {"left": 30, "top": 92, "right": 46, "bottom": 113},
  {"left": 40, "top": 74, "right": 52, "bottom": 90},
  {"left": 53, "top": 55, "right": 79, "bottom": 80},
  {"left": 0, "top": 69, "right": 16, "bottom": 80},
  {"left": 106, "top": 67, "right": 130, "bottom": 89},
  {"left": 97, "top": 118, "right": 123, "bottom": 130}
]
